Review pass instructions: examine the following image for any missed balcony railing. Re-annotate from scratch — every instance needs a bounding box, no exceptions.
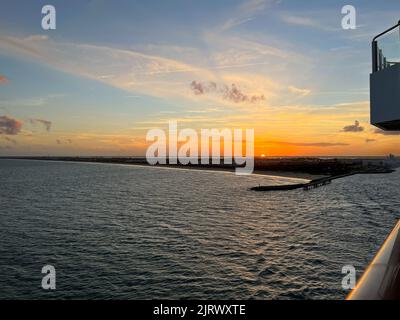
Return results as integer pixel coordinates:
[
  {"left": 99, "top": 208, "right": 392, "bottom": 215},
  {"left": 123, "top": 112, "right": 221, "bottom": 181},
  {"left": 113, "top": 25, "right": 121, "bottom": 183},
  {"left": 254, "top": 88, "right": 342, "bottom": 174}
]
[{"left": 372, "top": 21, "right": 400, "bottom": 73}]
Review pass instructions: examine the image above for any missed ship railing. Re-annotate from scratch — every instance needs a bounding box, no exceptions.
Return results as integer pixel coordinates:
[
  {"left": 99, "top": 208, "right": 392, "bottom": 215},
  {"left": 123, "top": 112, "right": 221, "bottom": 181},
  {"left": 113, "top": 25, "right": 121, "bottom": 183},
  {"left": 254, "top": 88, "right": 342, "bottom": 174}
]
[{"left": 372, "top": 21, "right": 400, "bottom": 73}]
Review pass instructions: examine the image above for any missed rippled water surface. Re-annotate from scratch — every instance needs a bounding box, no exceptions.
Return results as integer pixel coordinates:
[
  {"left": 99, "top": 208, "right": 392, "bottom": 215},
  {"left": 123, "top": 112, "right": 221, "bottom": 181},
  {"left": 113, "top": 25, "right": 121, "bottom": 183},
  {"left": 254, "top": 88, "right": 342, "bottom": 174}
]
[{"left": 1, "top": 159, "right": 399, "bottom": 299}]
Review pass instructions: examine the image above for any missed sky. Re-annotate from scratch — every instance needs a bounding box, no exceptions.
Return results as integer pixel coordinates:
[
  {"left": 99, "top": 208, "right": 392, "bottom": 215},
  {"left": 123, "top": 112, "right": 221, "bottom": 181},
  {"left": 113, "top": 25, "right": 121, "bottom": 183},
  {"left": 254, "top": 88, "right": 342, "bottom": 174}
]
[{"left": 1, "top": 0, "right": 400, "bottom": 157}]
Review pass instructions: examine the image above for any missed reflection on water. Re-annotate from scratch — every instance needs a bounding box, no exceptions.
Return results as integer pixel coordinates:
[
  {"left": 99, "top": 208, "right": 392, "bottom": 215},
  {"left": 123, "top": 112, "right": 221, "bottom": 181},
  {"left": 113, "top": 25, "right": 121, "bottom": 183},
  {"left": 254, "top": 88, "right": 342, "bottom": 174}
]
[{"left": 0, "top": 159, "right": 399, "bottom": 299}]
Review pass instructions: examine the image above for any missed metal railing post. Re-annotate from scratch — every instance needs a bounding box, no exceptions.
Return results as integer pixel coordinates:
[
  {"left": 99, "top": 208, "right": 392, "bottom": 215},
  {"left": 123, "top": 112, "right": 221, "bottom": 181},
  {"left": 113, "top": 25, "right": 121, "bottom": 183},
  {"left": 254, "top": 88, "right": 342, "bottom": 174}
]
[{"left": 372, "top": 41, "right": 378, "bottom": 72}]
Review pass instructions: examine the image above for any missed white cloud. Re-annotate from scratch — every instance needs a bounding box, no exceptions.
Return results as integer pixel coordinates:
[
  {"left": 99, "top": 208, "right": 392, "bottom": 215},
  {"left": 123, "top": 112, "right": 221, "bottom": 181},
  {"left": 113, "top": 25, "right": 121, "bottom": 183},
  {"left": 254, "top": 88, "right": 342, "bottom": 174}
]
[
  {"left": 281, "top": 15, "right": 319, "bottom": 28},
  {"left": 288, "top": 86, "right": 311, "bottom": 97},
  {"left": 280, "top": 14, "right": 339, "bottom": 32},
  {"left": 220, "top": 0, "right": 280, "bottom": 31},
  {"left": 0, "top": 35, "right": 217, "bottom": 100},
  {"left": 23, "top": 35, "right": 49, "bottom": 41},
  {"left": 0, "top": 34, "right": 297, "bottom": 108}
]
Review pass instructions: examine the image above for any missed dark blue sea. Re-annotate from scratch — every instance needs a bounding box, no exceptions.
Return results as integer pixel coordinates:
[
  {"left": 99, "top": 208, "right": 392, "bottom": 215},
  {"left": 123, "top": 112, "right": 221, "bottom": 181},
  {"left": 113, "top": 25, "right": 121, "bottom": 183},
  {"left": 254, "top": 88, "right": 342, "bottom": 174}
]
[{"left": 0, "top": 159, "right": 399, "bottom": 299}]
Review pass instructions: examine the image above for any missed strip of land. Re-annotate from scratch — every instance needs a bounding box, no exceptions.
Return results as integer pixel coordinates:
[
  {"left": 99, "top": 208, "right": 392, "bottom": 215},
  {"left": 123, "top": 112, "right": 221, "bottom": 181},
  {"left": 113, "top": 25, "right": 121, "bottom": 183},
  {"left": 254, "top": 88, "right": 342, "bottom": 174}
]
[{"left": 0, "top": 156, "right": 398, "bottom": 183}]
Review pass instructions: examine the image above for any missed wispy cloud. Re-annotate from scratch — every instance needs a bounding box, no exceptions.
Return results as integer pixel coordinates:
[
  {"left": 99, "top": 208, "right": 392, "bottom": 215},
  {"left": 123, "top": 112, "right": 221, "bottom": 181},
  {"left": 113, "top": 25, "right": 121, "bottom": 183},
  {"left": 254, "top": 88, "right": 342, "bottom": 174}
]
[
  {"left": 0, "top": 94, "right": 65, "bottom": 108},
  {"left": 29, "top": 118, "right": 52, "bottom": 132},
  {"left": 281, "top": 15, "right": 319, "bottom": 28},
  {"left": 56, "top": 139, "right": 73, "bottom": 145},
  {"left": 0, "top": 34, "right": 296, "bottom": 108},
  {"left": 280, "top": 13, "right": 338, "bottom": 32},
  {"left": 0, "top": 35, "right": 217, "bottom": 101},
  {"left": 220, "top": 0, "right": 278, "bottom": 31},
  {"left": 288, "top": 86, "right": 311, "bottom": 97},
  {"left": 0, "top": 115, "right": 23, "bottom": 135},
  {"left": 23, "top": 35, "right": 49, "bottom": 42},
  {"left": 264, "top": 140, "right": 349, "bottom": 147}
]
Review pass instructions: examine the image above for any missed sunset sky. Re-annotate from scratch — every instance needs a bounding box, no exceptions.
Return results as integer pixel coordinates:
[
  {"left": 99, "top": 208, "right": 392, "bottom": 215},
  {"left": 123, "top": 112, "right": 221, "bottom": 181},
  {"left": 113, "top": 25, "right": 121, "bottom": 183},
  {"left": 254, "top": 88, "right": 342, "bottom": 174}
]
[{"left": 1, "top": 0, "right": 400, "bottom": 157}]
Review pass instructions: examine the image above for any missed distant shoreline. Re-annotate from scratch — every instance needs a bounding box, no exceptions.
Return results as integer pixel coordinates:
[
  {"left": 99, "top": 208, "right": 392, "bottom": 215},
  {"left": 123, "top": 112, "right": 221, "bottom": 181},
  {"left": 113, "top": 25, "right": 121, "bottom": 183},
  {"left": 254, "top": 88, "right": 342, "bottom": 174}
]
[
  {"left": 2, "top": 156, "right": 398, "bottom": 182},
  {"left": 0, "top": 157, "right": 329, "bottom": 181}
]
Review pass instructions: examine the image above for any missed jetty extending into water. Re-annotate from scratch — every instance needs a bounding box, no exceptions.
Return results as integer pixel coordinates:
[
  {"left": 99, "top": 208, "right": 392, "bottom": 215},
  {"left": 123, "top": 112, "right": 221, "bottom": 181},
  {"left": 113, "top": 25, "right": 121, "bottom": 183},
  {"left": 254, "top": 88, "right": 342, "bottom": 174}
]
[{"left": 251, "top": 169, "right": 395, "bottom": 192}]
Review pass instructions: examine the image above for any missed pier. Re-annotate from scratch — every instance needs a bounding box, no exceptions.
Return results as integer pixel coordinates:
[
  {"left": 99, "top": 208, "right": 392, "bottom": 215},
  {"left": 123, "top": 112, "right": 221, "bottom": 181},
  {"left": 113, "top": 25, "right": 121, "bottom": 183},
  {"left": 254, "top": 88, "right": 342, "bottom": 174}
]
[
  {"left": 303, "top": 178, "right": 332, "bottom": 191},
  {"left": 251, "top": 169, "right": 395, "bottom": 192}
]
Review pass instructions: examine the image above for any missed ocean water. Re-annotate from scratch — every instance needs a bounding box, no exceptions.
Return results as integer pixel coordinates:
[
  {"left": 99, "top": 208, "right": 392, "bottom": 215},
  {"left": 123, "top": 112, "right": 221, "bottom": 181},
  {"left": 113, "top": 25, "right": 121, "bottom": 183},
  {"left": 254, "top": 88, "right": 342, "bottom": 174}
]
[{"left": 0, "top": 159, "right": 399, "bottom": 300}]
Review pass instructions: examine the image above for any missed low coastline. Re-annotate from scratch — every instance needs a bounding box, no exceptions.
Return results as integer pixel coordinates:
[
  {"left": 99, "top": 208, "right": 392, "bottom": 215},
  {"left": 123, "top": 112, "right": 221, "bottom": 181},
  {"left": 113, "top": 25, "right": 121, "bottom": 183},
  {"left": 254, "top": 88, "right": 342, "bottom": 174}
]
[
  {"left": 0, "top": 156, "right": 322, "bottom": 181},
  {"left": 1, "top": 156, "right": 397, "bottom": 182}
]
